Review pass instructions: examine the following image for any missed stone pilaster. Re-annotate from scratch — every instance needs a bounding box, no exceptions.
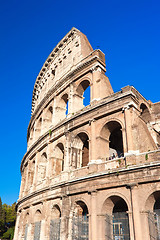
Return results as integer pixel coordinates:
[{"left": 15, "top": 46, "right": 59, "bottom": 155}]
[{"left": 90, "top": 191, "right": 98, "bottom": 240}]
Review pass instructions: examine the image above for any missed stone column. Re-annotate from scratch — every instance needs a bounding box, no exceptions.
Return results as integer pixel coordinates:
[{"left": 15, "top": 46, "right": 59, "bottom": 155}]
[
  {"left": 127, "top": 211, "right": 135, "bottom": 240},
  {"left": 90, "top": 119, "right": 96, "bottom": 162},
  {"left": 140, "top": 211, "right": 150, "bottom": 240},
  {"left": 70, "top": 83, "right": 83, "bottom": 113},
  {"left": 96, "top": 214, "right": 106, "bottom": 240},
  {"left": 67, "top": 84, "right": 72, "bottom": 117},
  {"left": 91, "top": 67, "right": 101, "bottom": 102},
  {"left": 64, "top": 131, "right": 71, "bottom": 171},
  {"left": 40, "top": 219, "right": 47, "bottom": 240},
  {"left": 29, "top": 222, "right": 35, "bottom": 240},
  {"left": 129, "top": 185, "right": 143, "bottom": 240},
  {"left": 33, "top": 151, "right": 40, "bottom": 190},
  {"left": 41, "top": 108, "right": 48, "bottom": 134},
  {"left": 27, "top": 223, "right": 34, "bottom": 240},
  {"left": 53, "top": 97, "right": 58, "bottom": 125},
  {"left": 61, "top": 195, "right": 69, "bottom": 240},
  {"left": 123, "top": 107, "right": 134, "bottom": 154},
  {"left": 90, "top": 191, "right": 98, "bottom": 240},
  {"left": 46, "top": 142, "right": 52, "bottom": 182},
  {"left": 24, "top": 163, "right": 29, "bottom": 195},
  {"left": 91, "top": 66, "right": 113, "bottom": 102}
]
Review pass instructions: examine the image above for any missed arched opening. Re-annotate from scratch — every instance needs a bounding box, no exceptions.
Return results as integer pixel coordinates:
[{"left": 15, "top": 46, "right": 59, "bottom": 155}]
[
  {"left": 78, "top": 133, "right": 89, "bottom": 167},
  {"left": 72, "top": 201, "right": 89, "bottom": 240},
  {"left": 72, "top": 132, "right": 89, "bottom": 169},
  {"left": 38, "top": 152, "right": 47, "bottom": 182},
  {"left": 47, "top": 106, "right": 53, "bottom": 125},
  {"left": 147, "top": 191, "right": 160, "bottom": 239},
  {"left": 29, "top": 124, "right": 34, "bottom": 145},
  {"left": 55, "top": 93, "right": 69, "bottom": 123},
  {"left": 104, "top": 196, "right": 130, "bottom": 240},
  {"left": 112, "top": 199, "right": 130, "bottom": 240},
  {"left": 34, "top": 210, "right": 42, "bottom": 240},
  {"left": 109, "top": 122, "right": 124, "bottom": 158},
  {"left": 61, "top": 93, "right": 69, "bottom": 116},
  {"left": 28, "top": 160, "right": 35, "bottom": 187},
  {"left": 50, "top": 205, "right": 61, "bottom": 240},
  {"left": 35, "top": 116, "right": 42, "bottom": 139},
  {"left": 140, "top": 103, "right": 151, "bottom": 123},
  {"left": 55, "top": 143, "right": 64, "bottom": 175},
  {"left": 76, "top": 80, "right": 90, "bottom": 110},
  {"left": 100, "top": 121, "right": 124, "bottom": 160}
]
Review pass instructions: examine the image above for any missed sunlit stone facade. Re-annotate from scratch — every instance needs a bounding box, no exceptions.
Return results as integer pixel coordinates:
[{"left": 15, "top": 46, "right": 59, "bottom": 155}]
[{"left": 14, "top": 28, "right": 160, "bottom": 240}]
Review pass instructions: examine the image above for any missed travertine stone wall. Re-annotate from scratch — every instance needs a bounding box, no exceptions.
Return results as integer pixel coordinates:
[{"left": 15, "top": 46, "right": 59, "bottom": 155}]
[{"left": 14, "top": 28, "right": 160, "bottom": 240}]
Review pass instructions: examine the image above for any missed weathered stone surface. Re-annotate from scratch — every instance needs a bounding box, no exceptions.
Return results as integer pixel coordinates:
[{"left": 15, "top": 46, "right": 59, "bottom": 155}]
[{"left": 14, "top": 28, "right": 160, "bottom": 240}]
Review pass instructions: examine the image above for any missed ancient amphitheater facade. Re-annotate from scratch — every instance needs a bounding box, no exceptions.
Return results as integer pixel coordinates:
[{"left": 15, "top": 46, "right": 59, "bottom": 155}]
[{"left": 14, "top": 28, "right": 160, "bottom": 240}]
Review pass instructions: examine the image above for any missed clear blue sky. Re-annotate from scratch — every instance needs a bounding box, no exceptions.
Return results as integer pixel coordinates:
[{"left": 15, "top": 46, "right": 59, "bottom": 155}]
[{"left": 0, "top": 0, "right": 160, "bottom": 205}]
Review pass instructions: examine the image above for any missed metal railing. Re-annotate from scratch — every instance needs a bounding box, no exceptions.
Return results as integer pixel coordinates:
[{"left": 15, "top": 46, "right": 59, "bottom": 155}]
[
  {"left": 72, "top": 215, "right": 89, "bottom": 240},
  {"left": 148, "top": 211, "right": 160, "bottom": 240},
  {"left": 105, "top": 213, "right": 130, "bottom": 240},
  {"left": 50, "top": 218, "right": 61, "bottom": 240}
]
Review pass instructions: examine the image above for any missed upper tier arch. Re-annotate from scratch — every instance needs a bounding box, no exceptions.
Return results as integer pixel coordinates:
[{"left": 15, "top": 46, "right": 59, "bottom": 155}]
[{"left": 31, "top": 27, "right": 93, "bottom": 114}]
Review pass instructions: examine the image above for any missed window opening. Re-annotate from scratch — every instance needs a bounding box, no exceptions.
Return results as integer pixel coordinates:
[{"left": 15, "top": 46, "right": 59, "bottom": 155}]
[
  {"left": 83, "top": 85, "right": 90, "bottom": 107},
  {"left": 76, "top": 80, "right": 90, "bottom": 110},
  {"left": 78, "top": 133, "right": 89, "bottom": 167},
  {"left": 55, "top": 143, "right": 64, "bottom": 174},
  {"left": 108, "top": 123, "right": 124, "bottom": 159},
  {"left": 61, "top": 93, "right": 68, "bottom": 117}
]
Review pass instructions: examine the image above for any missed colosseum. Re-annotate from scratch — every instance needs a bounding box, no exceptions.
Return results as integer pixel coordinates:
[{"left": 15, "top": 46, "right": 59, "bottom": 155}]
[{"left": 14, "top": 28, "right": 160, "bottom": 240}]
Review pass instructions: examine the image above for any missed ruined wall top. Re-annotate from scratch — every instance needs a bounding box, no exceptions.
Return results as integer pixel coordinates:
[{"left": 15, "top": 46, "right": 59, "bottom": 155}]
[{"left": 31, "top": 27, "right": 94, "bottom": 114}]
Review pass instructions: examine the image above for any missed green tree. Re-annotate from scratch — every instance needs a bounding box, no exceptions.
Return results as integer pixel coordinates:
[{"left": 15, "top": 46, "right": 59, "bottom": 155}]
[
  {"left": 0, "top": 198, "right": 16, "bottom": 240},
  {"left": 2, "top": 227, "right": 15, "bottom": 240}
]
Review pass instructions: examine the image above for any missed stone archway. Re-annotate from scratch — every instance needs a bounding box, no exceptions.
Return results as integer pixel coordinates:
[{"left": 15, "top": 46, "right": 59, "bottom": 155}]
[
  {"left": 103, "top": 195, "right": 130, "bottom": 240},
  {"left": 54, "top": 143, "right": 64, "bottom": 175},
  {"left": 146, "top": 191, "right": 160, "bottom": 239},
  {"left": 50, "top": 205, "right": 61, "bottom": 240},
  {"left": 34, "top": 210, "right": 42, "bottom": 240},
  {"left": 71, "top": 132, "right": 89, "bottom": 168},
  {"left": 72, "top": 201, "right": 89, "bottom": 240},
  {"left": 99, "top": 121, "right": 124, "bottom": 160},
  {"left": 140, "top": 103, "right": 151, "bottom": 123}
]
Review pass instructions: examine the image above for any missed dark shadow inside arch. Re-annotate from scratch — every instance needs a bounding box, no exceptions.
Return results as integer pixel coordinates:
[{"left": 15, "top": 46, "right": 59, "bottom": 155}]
[
  {"left": 113, "top": 199, "right": 128, "bottom": 213},
  {"left": 76, "top": 200, "right": 89, "bottom": 216},
  {"left": 108, "top": 121, "right": 124, "bottom": 158},
  {"left": 140, "top": 103, "right": 151, "bottom": 123},
  {"left": 113, "top": 199, "right": 130, "bottom": 240},
  {"left": 56, "top": 143, "right": 64, "bottom": 171},
  {"left": 78, "top": 132, "right": 89, "bottom": 167},
  {"left": 104, "top": 196, "right": 130, "bottom": 240}
]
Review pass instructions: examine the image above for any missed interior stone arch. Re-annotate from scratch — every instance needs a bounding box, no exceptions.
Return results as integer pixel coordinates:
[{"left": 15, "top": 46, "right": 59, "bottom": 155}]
[
  {"left": 99, "top": 120, "right": 124, "bottom": 160},
  {"left": 140, "top": 103, "right": 151, "bottom": 123},
  {"left": 71, "top": 132, "right": 89, "bottom": 168}
]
